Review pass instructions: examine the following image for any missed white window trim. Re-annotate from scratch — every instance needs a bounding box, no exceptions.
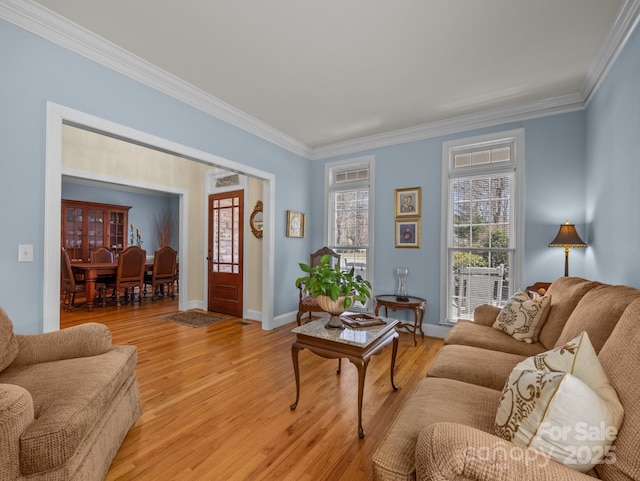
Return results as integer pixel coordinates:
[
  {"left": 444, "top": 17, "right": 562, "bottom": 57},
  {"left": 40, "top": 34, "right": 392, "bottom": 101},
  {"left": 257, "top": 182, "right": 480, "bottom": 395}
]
[
  {"left": 324, "top": 155, "right": 376, "bottom": 301},
  {"left": 439, "top": 129, "right": 525, "bottom": 325}
]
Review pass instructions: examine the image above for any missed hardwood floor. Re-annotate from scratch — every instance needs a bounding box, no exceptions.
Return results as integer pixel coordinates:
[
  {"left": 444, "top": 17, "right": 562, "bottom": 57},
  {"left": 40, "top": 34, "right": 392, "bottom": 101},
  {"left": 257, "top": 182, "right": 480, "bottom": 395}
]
[{"left": 61, "top": 298, "right": 443, "bottom": 481}]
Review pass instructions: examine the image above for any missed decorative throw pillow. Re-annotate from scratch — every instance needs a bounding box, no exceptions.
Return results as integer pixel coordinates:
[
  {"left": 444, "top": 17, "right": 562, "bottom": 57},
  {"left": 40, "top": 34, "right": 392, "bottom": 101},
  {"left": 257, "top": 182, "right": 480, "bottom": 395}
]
[
  {"left": 0, "top": 307, "right": 19, "bottom": 372},
  {"left": 495, "top": 332, "right": 624, "bottom": 472},
  {"left": 492, "top": 290, "right": 551, "bottom": 342}
]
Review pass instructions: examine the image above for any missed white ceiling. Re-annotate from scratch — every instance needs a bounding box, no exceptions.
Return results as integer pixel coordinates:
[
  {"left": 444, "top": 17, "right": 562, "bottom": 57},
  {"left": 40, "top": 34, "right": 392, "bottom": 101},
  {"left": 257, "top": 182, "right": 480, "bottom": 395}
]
[{"left": 18, "top": 1, "right": 635, "bottom": 152}]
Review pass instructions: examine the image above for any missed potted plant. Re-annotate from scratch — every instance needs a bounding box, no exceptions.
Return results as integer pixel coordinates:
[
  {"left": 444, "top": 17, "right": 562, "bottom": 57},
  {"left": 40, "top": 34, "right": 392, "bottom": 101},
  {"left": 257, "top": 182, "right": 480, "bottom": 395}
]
[{"left": 295, "top": 254, "right": 372, "bottom": 329}]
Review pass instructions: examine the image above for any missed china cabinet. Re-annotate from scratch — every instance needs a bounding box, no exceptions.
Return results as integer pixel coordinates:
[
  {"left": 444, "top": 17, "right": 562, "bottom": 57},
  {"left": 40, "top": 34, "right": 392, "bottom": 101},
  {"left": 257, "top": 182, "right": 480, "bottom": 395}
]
[{"left": 61, "top": 200, "right": 131, "bottom": 262}]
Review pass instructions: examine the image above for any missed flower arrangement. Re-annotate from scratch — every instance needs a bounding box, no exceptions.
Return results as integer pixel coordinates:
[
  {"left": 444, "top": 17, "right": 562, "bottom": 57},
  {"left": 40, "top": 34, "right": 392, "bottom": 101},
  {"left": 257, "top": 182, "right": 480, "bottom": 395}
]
[{"left": 129, "top": 224, "right": 143, "bottom": 247}]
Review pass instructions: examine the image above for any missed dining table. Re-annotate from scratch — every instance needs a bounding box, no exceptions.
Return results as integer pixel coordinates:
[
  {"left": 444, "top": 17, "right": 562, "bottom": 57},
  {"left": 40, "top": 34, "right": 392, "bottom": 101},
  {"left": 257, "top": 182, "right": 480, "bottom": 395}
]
[{"left": 71, "top": 261, "right": 154, "bottom": 312}]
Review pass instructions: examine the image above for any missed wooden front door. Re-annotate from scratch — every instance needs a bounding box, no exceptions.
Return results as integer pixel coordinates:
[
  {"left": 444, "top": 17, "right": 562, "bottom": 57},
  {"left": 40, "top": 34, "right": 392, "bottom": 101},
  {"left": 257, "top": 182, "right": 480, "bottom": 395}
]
[{"left": 208, "top": 190, "right": 244, "bottom": 316}]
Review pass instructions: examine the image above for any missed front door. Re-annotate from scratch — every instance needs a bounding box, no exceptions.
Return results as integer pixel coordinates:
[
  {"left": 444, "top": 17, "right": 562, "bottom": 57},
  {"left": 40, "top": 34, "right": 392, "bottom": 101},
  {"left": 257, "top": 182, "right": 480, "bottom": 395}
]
[{"left": 208, "top": 190, "right": 244, "bottom": 316}]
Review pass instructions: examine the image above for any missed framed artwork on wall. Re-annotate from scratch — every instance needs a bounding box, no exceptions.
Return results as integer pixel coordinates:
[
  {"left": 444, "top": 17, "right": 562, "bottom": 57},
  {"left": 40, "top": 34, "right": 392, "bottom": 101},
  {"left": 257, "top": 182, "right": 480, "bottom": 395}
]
[
  {"left": 395, "top": 187, "right": 421, "bottom": 217},
  {"left": 395, "top": 219, "right": 420, "bottom": 248},
  {"left": 287, "top": 210, "right": 305, "bottom": 238}
]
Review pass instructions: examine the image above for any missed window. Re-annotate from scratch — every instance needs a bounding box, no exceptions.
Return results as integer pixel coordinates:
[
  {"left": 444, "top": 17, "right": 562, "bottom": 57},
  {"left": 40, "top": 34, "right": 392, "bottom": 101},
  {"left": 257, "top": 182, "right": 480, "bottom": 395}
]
[
  {"left": 441, "top": 130, "right": 524, "bottom": 324},
  {"left": 325, "top": 156, "right": 375, "bottom": 309}
]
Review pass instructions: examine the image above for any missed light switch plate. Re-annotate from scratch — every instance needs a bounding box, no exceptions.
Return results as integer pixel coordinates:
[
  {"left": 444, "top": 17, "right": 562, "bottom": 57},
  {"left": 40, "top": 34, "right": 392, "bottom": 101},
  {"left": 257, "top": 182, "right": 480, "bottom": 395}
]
[{"left": 18, "top": 244, "right": 33, "bottom": 262}]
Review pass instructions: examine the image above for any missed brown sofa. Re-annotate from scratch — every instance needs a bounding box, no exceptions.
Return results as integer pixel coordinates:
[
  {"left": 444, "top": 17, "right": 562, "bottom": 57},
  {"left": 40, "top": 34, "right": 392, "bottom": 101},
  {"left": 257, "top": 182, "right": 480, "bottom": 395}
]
[
  {"left": 373, "top": 277, "right": 640, "bottom": 481},
  {"left": 0, "top": 307, "right": 142, "bottom": 481}
]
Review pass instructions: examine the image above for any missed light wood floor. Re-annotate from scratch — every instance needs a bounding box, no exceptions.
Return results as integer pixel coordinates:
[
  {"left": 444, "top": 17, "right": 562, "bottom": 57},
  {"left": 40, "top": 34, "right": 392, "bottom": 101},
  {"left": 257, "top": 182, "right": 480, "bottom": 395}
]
[{"left": 61, "top": 297, "right": 443, "bottom": 481}]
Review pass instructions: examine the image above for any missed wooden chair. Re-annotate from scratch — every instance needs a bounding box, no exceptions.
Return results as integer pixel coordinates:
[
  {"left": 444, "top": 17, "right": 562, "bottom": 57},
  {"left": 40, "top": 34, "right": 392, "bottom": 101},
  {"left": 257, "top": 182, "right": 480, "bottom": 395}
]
[
  {"left": 296, "top": 247, "right": 341, "bottom": 325},
  {"left": 107, "top": 246, "right": 146, "bottom": 309},
  {"left": 61, "top": 247, "right": 86, "bottom": 312},
  {"left": 145, "top": 247, "right": 177, "bottom": 300},
  {"left": 91, "top": 247, "right": 116, "bottom": 307},
  {"left": 91, "top": 247, "right": 114, "bottom": 263}
]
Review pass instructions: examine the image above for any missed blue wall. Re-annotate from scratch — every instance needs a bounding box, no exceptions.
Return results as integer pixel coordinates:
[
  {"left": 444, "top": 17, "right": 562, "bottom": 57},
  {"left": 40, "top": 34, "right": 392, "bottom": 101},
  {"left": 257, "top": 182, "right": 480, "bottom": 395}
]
[
  {"left": 0, "top": 20, "right": 312, "bottom": 333},
  {"left": 315, "top": 113, "right": 588, "bottom": 330},
  {"left": 585, "top": 22, "right": 640, "bottom": 286},
  {"left": 2, "top": 15, "right": 640, "bottom": 334}
]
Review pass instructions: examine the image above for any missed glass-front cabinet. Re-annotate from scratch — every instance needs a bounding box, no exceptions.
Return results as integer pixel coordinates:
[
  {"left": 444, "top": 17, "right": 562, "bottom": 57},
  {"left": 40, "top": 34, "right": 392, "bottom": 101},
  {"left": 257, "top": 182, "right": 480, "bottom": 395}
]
[{"left": 61, "top": 200, "right": 131, "bottom": 262}]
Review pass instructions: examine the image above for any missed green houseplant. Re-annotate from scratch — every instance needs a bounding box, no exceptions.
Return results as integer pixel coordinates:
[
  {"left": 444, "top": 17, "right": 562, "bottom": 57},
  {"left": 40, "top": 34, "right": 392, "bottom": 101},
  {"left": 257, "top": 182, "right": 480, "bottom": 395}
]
[{"left": 295, "top": 254, "right": 372, "bottom": 329}]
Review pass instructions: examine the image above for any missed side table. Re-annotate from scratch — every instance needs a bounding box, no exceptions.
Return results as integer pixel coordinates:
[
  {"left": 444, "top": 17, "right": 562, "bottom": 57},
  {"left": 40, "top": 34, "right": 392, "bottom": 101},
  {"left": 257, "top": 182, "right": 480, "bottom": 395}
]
[{"left": 374, "top": 295, "right": 426, "bottom": 346}]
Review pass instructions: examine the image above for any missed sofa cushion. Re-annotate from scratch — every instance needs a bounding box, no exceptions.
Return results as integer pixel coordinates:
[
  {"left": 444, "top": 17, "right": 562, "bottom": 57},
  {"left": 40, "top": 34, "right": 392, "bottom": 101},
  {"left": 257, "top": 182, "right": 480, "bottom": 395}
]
[
  {"left": 596, "top": 298, "right": 640, "bottom": 481},
  {"left": 0, "top": 345, "right": 137, "bottom": 475},
  {"left": 427, "top": 344, "right": 526, "bottom": 390},
  {"left": 537, "top": 277, "right": 601, "bottom": 349},
  {"left": 444, "top": 321, "right": 549, "bottom": 356},
  {"left": 554, "top": 284, "right": 640, "bottom": 352},
  {"left": 492, "top": 290, "right": 551, "bottom": 342},
  {"left": 373, "top": 377, "right": 501, "bottom": 481},
  {"left": 495, "top": 332, "right": 623, "bottom": 472},
  {"left": 0, "top": 307, "right": 19, "bottom": 372}
]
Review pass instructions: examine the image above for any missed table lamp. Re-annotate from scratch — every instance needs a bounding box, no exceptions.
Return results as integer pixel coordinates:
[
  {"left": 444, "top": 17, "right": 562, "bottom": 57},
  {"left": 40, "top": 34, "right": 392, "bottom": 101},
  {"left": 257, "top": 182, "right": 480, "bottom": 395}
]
[{"left": 548, "top": 220, "right": 587, "bottom": 276}]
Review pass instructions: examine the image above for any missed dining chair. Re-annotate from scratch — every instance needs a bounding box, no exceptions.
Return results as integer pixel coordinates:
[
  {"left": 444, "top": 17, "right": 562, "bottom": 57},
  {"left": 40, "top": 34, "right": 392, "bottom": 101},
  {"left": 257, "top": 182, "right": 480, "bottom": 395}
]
[
  {"left": 91, "top": 246, "right": 114, "bottom": 263},
  {"left": 144, "top": 246, "right": 177, "bottom": 300},
  {"left": 296, "top": 247, "right": 341, "bottom": 325},
  {"left": 61, "top": 247, "right": 86, "bottom": 312},
  {"left": 90, "top": 247, "right": 116, "bottom": 307},
  {"left": 107, "top": 246, "right": 146, "bottom": 309}
]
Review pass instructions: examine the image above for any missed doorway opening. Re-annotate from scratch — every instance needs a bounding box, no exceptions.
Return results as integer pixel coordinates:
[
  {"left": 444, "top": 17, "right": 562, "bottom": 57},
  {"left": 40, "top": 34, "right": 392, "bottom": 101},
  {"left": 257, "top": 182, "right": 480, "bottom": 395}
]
[{"left": 44, "top": 102, "right": 275, "bottom": 332}]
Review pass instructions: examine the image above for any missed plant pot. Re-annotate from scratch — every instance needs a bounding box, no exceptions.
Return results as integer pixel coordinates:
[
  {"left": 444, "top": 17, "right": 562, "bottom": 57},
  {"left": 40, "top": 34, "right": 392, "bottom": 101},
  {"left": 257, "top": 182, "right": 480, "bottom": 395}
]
[{"left": 316, "top": 294, "right": 353, "bottom": 329}]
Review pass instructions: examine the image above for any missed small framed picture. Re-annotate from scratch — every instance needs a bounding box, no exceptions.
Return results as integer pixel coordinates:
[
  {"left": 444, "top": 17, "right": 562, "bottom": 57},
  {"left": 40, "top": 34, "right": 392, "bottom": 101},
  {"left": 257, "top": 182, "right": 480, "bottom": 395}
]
[
  {"left": 395, "top": 219, "right": 421, "bottom": 248},
  {"left": 287, "top": 210, "right": 305, "bottom": 238},
  {"left": 395, "top": 187, "right": 421, "bottom": 217}
]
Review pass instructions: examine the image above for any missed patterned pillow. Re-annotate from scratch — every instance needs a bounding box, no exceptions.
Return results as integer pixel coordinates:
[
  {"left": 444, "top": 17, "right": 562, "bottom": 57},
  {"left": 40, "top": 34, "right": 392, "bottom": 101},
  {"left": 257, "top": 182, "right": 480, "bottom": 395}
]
[
  {"left": 0, "top": 307, "right": 19, "bottom": 372},
  {"left": 493, "top": 290, "right": 551, "bottom": 342},
  {"left": 495, "top": 332, "right": 623, "bottom": 472}
]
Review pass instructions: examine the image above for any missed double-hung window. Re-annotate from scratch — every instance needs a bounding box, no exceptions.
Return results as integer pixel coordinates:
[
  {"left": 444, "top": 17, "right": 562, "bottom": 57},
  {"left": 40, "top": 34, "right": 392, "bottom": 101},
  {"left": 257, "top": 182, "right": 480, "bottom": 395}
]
[
  {"left": 325, "top": 156, "right": 375, "bottom": 310},
  {"left": 441, "top": 130, "right": 524, "bottom": 324}
]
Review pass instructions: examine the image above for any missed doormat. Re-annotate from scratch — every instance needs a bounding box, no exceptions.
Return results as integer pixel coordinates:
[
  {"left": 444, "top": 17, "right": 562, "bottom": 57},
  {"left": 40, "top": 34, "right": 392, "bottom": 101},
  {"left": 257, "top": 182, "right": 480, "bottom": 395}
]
[{"left": 162, "top": 310, "right": 232, "bottom": 328}]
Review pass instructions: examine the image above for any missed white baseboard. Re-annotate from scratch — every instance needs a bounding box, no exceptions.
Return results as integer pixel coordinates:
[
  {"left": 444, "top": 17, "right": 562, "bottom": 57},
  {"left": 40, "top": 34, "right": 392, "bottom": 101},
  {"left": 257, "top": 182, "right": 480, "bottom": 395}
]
[
  {"left": 183, "top": 300, "right": 205, "bottom": 311},
  {"left": 270, "top": 311, "right": 298, "bottom": 329},
  {"left": 244, "top": 309, "right": 262, "bottom": 322}
]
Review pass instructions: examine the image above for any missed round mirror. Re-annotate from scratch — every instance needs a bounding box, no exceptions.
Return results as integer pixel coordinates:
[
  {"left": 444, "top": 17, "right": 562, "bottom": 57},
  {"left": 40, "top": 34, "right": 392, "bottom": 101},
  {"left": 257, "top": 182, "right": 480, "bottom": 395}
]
[{"left": 250, "top": 201, "right": 264, "bottom": 238}]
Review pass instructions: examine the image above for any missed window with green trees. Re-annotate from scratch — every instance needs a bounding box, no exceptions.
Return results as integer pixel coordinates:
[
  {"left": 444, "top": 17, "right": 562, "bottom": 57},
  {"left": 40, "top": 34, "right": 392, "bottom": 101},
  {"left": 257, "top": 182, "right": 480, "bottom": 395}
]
[{"left": 442, "top": 130, "right": 524, "bottom": 323}]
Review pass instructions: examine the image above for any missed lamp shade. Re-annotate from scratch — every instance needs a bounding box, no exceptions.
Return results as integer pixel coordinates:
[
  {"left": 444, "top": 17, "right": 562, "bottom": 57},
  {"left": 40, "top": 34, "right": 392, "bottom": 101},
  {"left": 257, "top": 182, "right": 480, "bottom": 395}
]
[
  {"left": 548, "top": 221, "right": 587, "bottom": 248},
  {"left": 548, "top": 221, "right": 587, "bottom": 277}
]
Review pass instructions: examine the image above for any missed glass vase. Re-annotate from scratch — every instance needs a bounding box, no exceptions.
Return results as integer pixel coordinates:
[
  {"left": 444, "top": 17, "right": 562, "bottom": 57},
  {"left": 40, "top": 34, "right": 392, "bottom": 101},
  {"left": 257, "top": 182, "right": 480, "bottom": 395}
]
[{"left": 396, "top": 267, "right": 409, "bottom": 302}]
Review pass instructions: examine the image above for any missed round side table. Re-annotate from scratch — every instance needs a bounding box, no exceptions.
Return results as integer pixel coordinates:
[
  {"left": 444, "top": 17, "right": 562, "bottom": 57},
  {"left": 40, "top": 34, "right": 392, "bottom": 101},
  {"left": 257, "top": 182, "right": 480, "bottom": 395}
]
[{"left": 374, "top": 295, "right": 426, "bottom": 346}]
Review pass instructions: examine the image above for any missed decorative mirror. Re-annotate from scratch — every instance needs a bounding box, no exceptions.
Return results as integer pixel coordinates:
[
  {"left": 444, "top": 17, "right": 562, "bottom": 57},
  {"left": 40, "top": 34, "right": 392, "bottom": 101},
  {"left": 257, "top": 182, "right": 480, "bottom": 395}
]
[{"left": 250, "top": 200, "right": 264, "bottom": 238}]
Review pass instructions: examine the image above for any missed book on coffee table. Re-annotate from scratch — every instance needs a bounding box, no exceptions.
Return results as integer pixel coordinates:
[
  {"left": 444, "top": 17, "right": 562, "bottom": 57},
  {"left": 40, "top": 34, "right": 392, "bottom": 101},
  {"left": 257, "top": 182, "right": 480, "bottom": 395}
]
[{"left": 340, "top": 312, "right": 386, "bottom": 328}]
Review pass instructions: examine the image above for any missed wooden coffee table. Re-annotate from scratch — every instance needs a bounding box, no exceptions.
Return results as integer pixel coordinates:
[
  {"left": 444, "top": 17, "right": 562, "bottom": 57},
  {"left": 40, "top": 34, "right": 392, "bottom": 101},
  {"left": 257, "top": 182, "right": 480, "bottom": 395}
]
[{"left": 290, "top": 317, "right": 399, "bottom": 438}]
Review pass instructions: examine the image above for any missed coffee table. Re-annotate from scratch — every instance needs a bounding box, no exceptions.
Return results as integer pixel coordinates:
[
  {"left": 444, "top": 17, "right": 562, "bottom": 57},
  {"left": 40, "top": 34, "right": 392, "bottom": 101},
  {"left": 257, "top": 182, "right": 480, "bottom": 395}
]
[{"left": 290, "top": 317, "right": 399, "bottom": 438}]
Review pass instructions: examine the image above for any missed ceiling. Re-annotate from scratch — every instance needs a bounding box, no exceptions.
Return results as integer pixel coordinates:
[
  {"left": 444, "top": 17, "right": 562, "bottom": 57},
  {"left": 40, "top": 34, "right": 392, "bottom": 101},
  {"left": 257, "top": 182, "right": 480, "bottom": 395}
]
[{"left": 21, "top": 1, "right": 634, "bottom": 152}]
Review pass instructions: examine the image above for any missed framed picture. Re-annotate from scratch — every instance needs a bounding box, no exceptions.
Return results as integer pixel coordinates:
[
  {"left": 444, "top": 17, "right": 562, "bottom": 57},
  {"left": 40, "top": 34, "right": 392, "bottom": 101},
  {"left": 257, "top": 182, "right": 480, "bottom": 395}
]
[
  {"left": 287, "top": 210, "right": 305, "bottom": 238},
  {"left": 395, "top": 187, "right": 421, "bottom": 217},
  {"left": 395, "top": 219, "right": 421, "bottom": 248}
]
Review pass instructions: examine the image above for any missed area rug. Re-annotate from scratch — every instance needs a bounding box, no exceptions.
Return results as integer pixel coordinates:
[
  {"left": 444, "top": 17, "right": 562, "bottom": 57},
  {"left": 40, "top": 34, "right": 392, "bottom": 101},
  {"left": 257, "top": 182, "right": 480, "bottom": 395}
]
[{"left": 162, "top": 310, "right": 232, "bottom": 328}]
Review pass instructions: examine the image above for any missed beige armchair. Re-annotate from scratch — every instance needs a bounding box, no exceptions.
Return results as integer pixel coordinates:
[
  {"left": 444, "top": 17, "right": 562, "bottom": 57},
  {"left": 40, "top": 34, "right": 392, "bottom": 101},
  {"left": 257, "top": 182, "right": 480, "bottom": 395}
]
[{"left": 0, "top": 307, "right": 142, "bottom": 480}]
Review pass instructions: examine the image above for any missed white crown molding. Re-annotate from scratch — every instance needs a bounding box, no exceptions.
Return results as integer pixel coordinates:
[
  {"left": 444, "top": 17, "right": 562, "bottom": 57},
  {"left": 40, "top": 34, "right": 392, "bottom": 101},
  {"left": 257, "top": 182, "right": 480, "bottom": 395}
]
[
  {"left": 310, "top": 92, "right": 585, "bottom": 160},
  {"left": 0, "top": 0, "right": 312, "bottom": 158},
  {"left": 2, "top": 0, "right": 638, "bottom": 161},
  {"left": 581, "top": 0, "right": 640, "bottom": 103},
  {"left": 314, "top": 0, "right": 640, "bottom": 162}
]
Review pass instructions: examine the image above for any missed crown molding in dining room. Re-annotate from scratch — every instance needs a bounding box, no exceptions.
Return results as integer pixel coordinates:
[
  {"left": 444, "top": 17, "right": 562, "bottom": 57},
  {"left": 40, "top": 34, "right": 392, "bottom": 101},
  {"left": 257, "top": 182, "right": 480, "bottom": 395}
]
[{"left": 2, "top": 0, "right": 640, "bottom": 160}]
